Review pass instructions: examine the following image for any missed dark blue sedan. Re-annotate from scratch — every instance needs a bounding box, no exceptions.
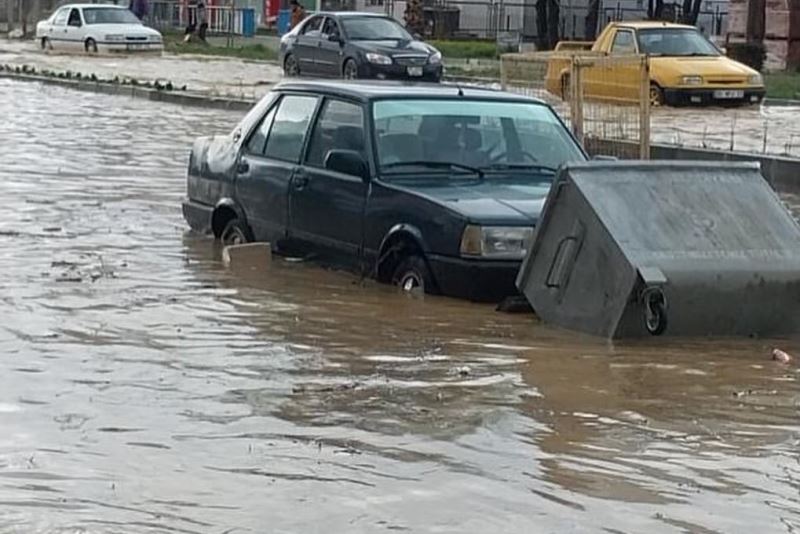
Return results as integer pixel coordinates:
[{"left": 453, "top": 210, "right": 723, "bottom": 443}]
[{"left": 182, "top": 80, "right": 588, "bottom": 302}]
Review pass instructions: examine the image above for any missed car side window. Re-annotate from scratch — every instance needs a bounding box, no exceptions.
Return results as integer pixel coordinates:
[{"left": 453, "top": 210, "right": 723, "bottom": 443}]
[
  {"left": 245, "top": 105, "right": 278, "bottom": 155},
  {"left": 53, "top": 8, "right": 69, "bottom": 25},
  {"left": 611, "top": 30, "right": 636, "bottom": 54},
  {"left": 301, "top": 16, "right": 323, "bottom": 36},
  {"left": 321, "top": 18, "right": 340, "bottom": 39},
  {"left": 263, "top": 95, "right": 319, "bottom": 163},
  {"left": 68, "top": 8, "right": 82, "bottom": 26},
  {"left": 305, "top": 99, "right": 365, "bottom": 169}
]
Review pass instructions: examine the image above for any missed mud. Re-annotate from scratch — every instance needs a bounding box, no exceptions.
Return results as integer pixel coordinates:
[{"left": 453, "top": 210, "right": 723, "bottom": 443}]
[{"left": 1, "top": 78, "right": 800, "bottom": 533}]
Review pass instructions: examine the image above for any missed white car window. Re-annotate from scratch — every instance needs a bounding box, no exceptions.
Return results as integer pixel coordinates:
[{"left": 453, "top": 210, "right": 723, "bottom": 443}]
[{"left": 52, "top": 8, "right": 69, "bottom": 26}]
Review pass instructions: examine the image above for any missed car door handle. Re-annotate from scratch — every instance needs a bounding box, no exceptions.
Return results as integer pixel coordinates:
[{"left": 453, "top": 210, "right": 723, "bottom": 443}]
[{"left": 236, "top": 161, "right": 249, "bottom": 174}]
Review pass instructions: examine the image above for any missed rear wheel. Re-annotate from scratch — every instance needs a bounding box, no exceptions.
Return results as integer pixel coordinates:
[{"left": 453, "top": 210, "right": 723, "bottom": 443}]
[
  {"left": 391, "top": 255, "right": 436, "bottom": 295},
  {"left": 85, "top": 38, "right": 98, "bottom": 54},
  {"left": 343, "top": 59, "right": 358, "bottom": 80},
  {"left": 220, "top": 218, "right": 254, "bottom": 247},
  {"left": 41, "top": 37, "right": 52, "bottom": 51},
  {"left": 283, "top": 53, "right": 299, "bottom": 77}
]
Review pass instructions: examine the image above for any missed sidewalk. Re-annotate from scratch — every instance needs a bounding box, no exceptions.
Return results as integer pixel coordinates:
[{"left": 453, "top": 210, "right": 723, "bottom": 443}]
[{"left": 0, "top": 39, "right": 282, "bottom": 100}]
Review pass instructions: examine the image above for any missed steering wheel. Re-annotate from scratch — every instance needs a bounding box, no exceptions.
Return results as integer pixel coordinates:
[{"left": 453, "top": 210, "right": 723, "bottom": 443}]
[{"left": 489, "top": 150, "right": 538, "bottom": 163}]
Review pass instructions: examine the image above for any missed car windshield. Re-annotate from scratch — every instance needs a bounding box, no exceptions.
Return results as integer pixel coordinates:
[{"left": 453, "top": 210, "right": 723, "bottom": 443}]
[
  {"left": 342, "top": 16, "right": 411, "bottom": 41},
  {"left": 373, "top": 99, "right": 585, "bottom": 179},
  {"left": 636, "top": 28, "right": 720, "bottom": 56},
  {"left": 82, "top": 7, "right": 141, "bottom": 24}
]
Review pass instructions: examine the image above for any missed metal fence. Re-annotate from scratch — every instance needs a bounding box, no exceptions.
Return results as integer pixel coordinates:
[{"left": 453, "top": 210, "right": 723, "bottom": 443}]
[
  {"left": 143, "top": 1, "right": 256, "bottom": 35},
  {"left": 362, "top": 0, "right": 728, "bottom": 41},
  {"left": 500, "top": 51, "right": 650, "bottom": 159}
]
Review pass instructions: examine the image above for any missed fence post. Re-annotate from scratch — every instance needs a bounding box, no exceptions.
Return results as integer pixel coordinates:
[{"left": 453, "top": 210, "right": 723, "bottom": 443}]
[
  {"left": 570, "top": 56, "right": 584, "bottom": 146},
  {"left": 639, "top": 55, "right": 650, "bottom": 159}
]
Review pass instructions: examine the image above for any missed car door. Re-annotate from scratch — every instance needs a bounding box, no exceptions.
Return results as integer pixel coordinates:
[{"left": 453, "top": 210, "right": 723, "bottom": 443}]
[
  {"left": 235, "top": 93, "right": 319, "bottom": 245},
  {"left": 595, "top": 29, "right": 639, "bottom": 99},
  {"left": 293, "top": 15, "right": 324, "bottom": 74},
  {"left": 47, "top": 8, "right": 69, "bottom": 49},
  {"left": 65, "top": 7, "right": 85, "bottom": 51},
  {"left": 289, "top": 97, "right": 369, "bottom": 261},
  {"left": 317, "top": 17, "right": 344, "bottom": 77}
]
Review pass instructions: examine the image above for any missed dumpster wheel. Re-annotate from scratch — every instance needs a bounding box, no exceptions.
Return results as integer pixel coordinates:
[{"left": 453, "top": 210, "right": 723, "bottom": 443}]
[{"left": 642, "top": 288, "right": 668, "bottom": 336}]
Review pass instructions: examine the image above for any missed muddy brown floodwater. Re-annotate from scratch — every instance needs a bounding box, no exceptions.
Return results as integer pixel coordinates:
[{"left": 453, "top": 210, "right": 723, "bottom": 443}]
[{"left": 1, "top": 78, "right": 800, "bottom": 534}]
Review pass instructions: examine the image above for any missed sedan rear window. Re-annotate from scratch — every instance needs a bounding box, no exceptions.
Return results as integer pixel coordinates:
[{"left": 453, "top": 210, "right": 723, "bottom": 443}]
[{"left": 373, "top": 99, "right": 585, "bottom": 176}]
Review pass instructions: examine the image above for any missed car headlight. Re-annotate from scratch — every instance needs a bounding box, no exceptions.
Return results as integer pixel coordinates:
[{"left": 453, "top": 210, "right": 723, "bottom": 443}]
[
  {"left": 460, "top": 225, "right": 534, "bottom": 259},
  {"left": 366, "top": 53, "right": 392, "bottom": 65},
  {"left": 748, "top": 74, "right": 763, "bottom": 85},
  {"left": 681, "top": 75, "right": 703, "bottom": 85},
  {"left": 105, "top": 34, "right": 125, "bottom": 41},
  {"left": 428, "top": 51, "right": 442, "bottom": 64},
  {"left": 151, "top": 34, "right": 162, "bottom": 42}
]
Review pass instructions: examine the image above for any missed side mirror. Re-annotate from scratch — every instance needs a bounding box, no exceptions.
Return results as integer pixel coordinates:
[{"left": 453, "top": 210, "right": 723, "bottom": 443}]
[
  {"left": 325, "top": 149, "right": 369, "bottom": 181},
  {"left": 328, "top": 33, "right": 342, "bottom": 43}
]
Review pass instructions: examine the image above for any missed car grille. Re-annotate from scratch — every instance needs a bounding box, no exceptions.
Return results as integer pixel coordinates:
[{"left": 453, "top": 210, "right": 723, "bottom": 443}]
[
  {"left": 126, "top": 36, "right": 148, "bottom": 41},
  {"left": 707, "top": 77, "right": 747, "bottom": 84},
  {"left": 394, "top": 55, "right": 428, "bottom": 66}
]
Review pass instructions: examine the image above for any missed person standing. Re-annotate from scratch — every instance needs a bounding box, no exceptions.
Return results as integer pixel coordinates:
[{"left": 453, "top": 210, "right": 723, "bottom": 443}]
[
  {"left": 290, "top": 0, "right": 306, "bottom": 30},
  {"left": 128, "top": 0, "right": 149, "bottom": 20}
]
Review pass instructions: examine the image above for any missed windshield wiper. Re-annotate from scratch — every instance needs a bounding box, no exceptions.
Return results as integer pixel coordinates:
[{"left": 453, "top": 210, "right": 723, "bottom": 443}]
[
  {"left": 481, "top": 163, "right": 559, "bottom": 175},
  {"left": 382, "top": 160, "right": 484, "bottom": 178}
]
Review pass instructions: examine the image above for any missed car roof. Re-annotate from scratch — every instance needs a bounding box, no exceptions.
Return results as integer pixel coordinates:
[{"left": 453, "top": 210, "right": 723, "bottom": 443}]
[
  {"left": 57, "top": 3, "right": 126, "bottom": 8},
  {"left": 611, "top": 20, "right": 696, "bottom": 30},
  {"left": 274, "top": 80, "right": 547, "bottom": 104},
  {"left": 317, "top": 11, "right": 392, "bottom": 18}
]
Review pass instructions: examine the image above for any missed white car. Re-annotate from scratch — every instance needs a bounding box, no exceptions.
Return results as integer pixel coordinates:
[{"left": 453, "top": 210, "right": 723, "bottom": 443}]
[{"left": 35, "top": 3, "right": 163, "bottom": 54}]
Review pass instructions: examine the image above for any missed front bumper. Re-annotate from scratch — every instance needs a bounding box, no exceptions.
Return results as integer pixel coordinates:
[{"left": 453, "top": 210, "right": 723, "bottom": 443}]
[
  {"left": 360, "top": 61, "right": 443, "bottom": 82},
  {"left": 100, "top": 41, "right": 164, "bottom": 54},
  {"left": 663, "top": 87, "right": 766, "bottom": 105},
  {"left": 427, "top": 253, "right": 522, "bottom": 303}
]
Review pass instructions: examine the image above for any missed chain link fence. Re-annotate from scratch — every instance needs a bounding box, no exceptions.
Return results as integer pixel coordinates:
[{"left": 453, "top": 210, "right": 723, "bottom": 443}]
[{"left": 500, "top": 51, "right": 650, "bottom": 159}]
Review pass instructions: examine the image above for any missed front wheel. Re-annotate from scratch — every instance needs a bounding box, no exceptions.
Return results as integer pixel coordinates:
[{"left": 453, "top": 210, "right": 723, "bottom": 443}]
[
  {"left": 343, "top": 59, "right": 359, "bottom": 80},
  {"left": 85, "top": 38, "right": 98, "bottom": 54},
  {"left": 649, "top": 83, "right": 664, "bottom": 107},
  {"left": 391, "top": 255, "right": 436, "bottom": 295},
  {"left": 220, "top": 218, "right": 254, "bottom": 247}
]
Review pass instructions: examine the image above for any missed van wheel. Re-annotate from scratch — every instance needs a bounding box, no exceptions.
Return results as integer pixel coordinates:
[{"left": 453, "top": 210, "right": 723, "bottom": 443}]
[
  {"left": 220, "top": 218, "right": 253, "bottom": 247},
  {"left": 85, "top": 38, "right": 98, "bottom": 54},
  {"left": 391, "top": 255, "right": 436, "bottom": 295}
]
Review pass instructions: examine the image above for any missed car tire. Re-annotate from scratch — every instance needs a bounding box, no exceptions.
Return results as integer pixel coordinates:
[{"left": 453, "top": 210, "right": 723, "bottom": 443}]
[
  {"left": 284, "top": 53, "right": 299, "bottom": 77},
  {"left": 343, "top": 59, "right": 359, "bottom": 80},
  {"left": 85, "top": 38, "right": 98, "bottom": 54},
  {"left": 220, "top": 218, "right": 254, "bottom": 247},
  {"left": 41, "top": 37, "right": 52, "bottom": 51},
  {"left": 649, "top": 83, "right": 664, "bottom": 107},
  {"left": 391, "top": 254, "right": 436, "bottom": 295},
  {"left": 560, "top": 73, "right": 571, "bottom": 101}
]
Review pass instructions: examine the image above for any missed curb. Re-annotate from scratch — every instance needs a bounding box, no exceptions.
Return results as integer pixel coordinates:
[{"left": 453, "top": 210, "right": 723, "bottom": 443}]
[{"left": 0, "top": 71, "right": 256, "bottom": 111}]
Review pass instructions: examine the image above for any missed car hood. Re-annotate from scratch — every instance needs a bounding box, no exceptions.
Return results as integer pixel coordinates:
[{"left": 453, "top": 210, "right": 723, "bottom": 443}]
[
  {"left": 352, "top": 39, "right": 436, "bottom": 56},
  {"left": 88, "top": 23, "right": 161, "bottom": 37},
  {"left": 651, "top": 55, "right": 758, "bottom": 81},
  {"left": 395, "top": 179, "right": 552, "bottom": 225}
]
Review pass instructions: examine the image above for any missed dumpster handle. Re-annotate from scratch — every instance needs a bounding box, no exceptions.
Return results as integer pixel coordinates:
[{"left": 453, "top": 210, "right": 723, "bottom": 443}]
[{"left": 641, "top": 286, "right": 668, "bottom": 336}]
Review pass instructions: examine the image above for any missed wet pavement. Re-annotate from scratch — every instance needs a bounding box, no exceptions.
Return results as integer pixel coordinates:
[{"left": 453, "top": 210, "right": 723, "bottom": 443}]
[
  {"left": 2, "top": 78, "right": 800, "bottom": 533},
  {"left": 4, "top": 39, "right": 800, "bottom": 158}
]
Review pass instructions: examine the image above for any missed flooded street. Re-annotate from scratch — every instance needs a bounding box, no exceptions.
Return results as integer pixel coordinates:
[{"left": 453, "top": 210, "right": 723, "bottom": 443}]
[{"left": 2, "top": 78, "right": 800, "bottom": 533}]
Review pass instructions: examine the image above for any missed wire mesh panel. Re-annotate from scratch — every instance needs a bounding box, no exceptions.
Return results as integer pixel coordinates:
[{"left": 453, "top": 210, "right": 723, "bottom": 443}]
[{"left": 500, "top": 52, "right": 650, "bottom": 159}]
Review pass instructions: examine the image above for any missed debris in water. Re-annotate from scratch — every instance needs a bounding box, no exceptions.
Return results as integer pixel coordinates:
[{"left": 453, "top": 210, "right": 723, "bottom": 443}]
[
  {"left": 222, "top": 242, "right": 271, "bottom": 270},
  {"left": 772, "top": 348, "right": 792, "bottom": 364},
  {"left": 456, "top": 366, "right": 471, "bottom": 377}
]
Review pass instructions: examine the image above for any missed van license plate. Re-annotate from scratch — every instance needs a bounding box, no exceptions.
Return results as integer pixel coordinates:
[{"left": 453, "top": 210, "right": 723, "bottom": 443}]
[
  {"left": 407, "top": 66, "right": 423, "bottom": 77},
  {"left": 713, "top": 90, "right": 744, "bottom": 99}
]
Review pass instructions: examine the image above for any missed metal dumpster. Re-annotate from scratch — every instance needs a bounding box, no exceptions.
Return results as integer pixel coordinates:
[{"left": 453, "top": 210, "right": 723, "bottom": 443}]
[{"left": 516, "top": 161, "right": 800, "bottom": 338}]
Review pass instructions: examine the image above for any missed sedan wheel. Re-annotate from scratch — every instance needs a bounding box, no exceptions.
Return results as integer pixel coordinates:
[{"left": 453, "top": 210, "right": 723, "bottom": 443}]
[
  {"left": 343, "top": 59, "right": 358, "bottom": 80},
  {"left": 220, "top": 219, "right": 253, "bottom": 247},
  {"left": 391, "top": 255, "right": 436, "bottom": 295},
  {"left": 41, "top": 37, "right": 52, "bottom": 51},
  {"left": 85, "top": 38, "right": 98, "bottom": 54},
  {"left": 649, "top": 83, "right": 664, "bottom": 107}
]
